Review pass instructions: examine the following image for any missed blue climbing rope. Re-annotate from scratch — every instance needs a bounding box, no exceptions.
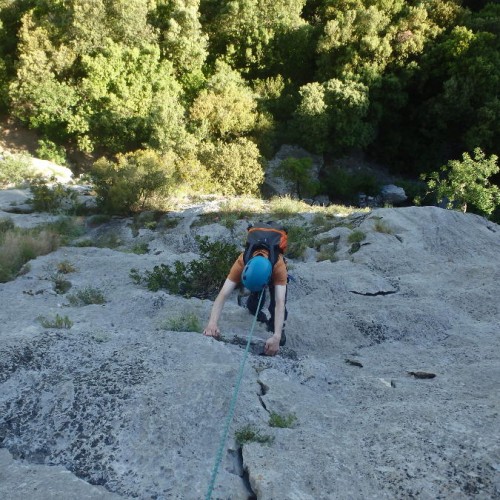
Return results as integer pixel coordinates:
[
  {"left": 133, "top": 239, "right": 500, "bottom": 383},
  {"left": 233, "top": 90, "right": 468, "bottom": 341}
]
[{"left": 205, "top": 288, "right": 265, "bottom": 500}]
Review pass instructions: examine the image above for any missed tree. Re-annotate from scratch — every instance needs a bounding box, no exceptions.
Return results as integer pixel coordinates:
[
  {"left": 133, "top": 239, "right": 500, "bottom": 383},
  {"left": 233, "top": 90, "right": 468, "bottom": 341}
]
[
  {"left": 200, "top": 0, "right": 307, "bottom": 77},
  {"left": 275, "top": 157, "right": 318, "bottom": 199},
  {"left": 424, "top": 148, "right": 500, "bottom": 215},
  {"left": 9, "top": 11, "right": 79, "bottom": 138},
  {"left": 90, "top": 149, "right": 177, "bottom": 214},
  {"left": 150, "top": 0, "right": 208, "bottom": 96},
  {"left": 189, "top": 60, "right": 258, "bottom": 141},
  {"left": 290, "top": 78, "right": 373, "bottom": 154},
  {"left": 198, "top": 138, "right": 264, "bottom": 195},
  {"left": 290, "top": 82, "right": 329, "bottom": 154}
]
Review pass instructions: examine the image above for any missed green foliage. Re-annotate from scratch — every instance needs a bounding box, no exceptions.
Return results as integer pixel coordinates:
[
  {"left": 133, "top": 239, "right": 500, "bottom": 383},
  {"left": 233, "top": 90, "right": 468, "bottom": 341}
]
[
  {"left": 0, "top": 224, "right": 60, "bottom": 283},
  {"left": 29, "top": 177, "right": 78, "bottom": 213},
  {"left": 348, "top": 230, "right": 366, "bottom": 244},
  {"left": 323, "top": 168, "right": 380, "bottom": 203},
  {"left": 52, "top": 274, "right": 72, "bottom": 294},
  {"left": 38, "top": 314, "right": 73, "bottom": 329},
  {"left": 268, "top": 195, "right": 312, "bottom": 218},
  {"left": 290, "top": 78, "right": 373, "bottom": 154},
  {"left": 0, "top": 217, "right": 15, "bottom": 234},
  {"left": 189, "top": 61, "right": 258, "bottom": 141},
  {"left": 286, "top": 224, "right": 314, "bottom": 259},
  {"left": 42, "top": 217, "right": 85, "bottom": 245},
  {"left": 0, "top": 153, "right": 34, "bottom": 186},
  {"left": 149, "top": 0, "right": 208, "bottom": 89},
  {"left": 81, "top": 41, "right": 186, "bottom": 153},
  {"left": 130, "top": 236, "right": 240, "bottom": 300},
  {"left": 162, "top": 311, "right": 201, "bottom": 333},
  {"left": 202, "top": 0, "right": 306, "bottom": 77},
  {"left": 290, "top": 82, "right": 329, "bottom": 154},
  {"left": 36, "top": 139, "right": 67, "bottom": 165},
  {"left": 276, "top": 157, "right": 319, "bottom": 199},
  {"left": 0, "top": 0, "right": 499, "bottom": 189},
  {"left": 424, "top": 148, "right": 500, "bottom": 215},
  {"left": 90, "top": 149, "right": 177, "bottom": 214},
  {"left": 235, "top": 425, "right": 274, "bottom": 446},
  {"left": 67, "top": 287, "right": 106, "bottom": 306},
  {"left": 269, "top": 412, "right": 297, "bottom": 428},
  {"left": 199, "top": 138, "right": 265, "bottom": 196},
  {"left": 130, "top": 242, "right": 149, "bottom": 255},
  {"left": 373, "top": 220, "right": 393, "bottom": 234}
]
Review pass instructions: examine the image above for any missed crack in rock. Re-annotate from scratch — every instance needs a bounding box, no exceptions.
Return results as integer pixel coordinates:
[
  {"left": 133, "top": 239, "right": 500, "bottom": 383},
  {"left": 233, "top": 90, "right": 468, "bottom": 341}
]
[{"left": 349, "top": 289, "right": 398, "bottom": 296}]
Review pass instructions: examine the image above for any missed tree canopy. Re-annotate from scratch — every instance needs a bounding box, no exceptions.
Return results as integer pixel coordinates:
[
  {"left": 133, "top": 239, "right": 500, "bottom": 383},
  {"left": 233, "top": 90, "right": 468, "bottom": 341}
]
[{"left": 0, "top": 0, "right": 498, "bottom": 200}]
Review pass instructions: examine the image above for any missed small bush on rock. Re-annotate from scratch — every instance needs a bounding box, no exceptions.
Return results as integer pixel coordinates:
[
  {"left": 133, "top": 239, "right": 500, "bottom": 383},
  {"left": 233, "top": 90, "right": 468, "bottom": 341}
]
[
  {"left": 163, "top": 312, "right": 201, "bottom": 332},
  {"left": 0, "top": 153, "right": 34, "bottom": 186},
  {"left": 38, "top": 314, "right": 73, "bottom": 329},
  {"left": 67, "top": 287, "right": 106, "bottom": 306},
  {"left": 286, "top": 224, "right": 314, "bottom": 259},
  {"left": 348, "top": 230, "right": 366, "bottom": 244},
  {"left": 130, "top": 236, "right": 239, "bottom": 300},
  {"left": 269, "top": 412, "right": 297, "bottom": 428},
  {"left": 235, "top": 425, "right": 274, "bottom": 446},
  {"left": 0, "top": 225, "right": 60, "bottom": 282},
  {"left": 91, "top": 149, "right": 177, "bottom": 214},
  {"left": 29, "top": 177, "right": 78, "bottom": 213},
  {"left": 36, "top": 139, "right": 67, "bottom": 165}
]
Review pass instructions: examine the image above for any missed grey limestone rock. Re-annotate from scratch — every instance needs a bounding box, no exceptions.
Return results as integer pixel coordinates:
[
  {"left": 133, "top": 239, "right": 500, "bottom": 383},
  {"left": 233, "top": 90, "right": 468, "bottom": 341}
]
[{"left": 0, "top": 198, "right": 499, "bottom": 499}]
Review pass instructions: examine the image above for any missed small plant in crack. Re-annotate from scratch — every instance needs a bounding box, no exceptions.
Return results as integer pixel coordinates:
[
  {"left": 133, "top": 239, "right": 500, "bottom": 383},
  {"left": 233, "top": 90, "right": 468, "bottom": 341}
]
[
  {"left": 57, "top": 260, "right": 77, "bottom": 274},
  {"left": 38, "top": 314, "right": 73, "bottom": 329},
  {"left": 268, "top": 412, "right": 297, "bottom": 428},
  {"left": 67, "top": 286, "right": 106, "bottom": 306},
  {"left": 51, "top": 274, "right": 72, "bottom": 294},
  {"left": 373, "top": 220, "right": 393, "bottom": 234},
  {"left": 161, "top": 311, "right": 201, "bottom": 332},
  {"left": 348, "top": 230, "right": 366, "bottom": 244},
  {"left": 235, "top": 425, "right": 274, "bottom": 446}
]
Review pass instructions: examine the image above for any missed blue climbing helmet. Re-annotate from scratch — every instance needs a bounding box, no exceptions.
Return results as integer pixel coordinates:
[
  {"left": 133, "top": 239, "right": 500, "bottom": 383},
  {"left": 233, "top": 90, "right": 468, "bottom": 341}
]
[{"left": 242, "top": 255, "right": 272, "bottom": 292}]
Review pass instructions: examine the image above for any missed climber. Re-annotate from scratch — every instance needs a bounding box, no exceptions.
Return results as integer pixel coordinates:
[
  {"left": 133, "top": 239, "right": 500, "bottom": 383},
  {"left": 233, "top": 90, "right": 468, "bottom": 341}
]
[{"left": 203, "top": 222, "right": 288, "bottom": 356}]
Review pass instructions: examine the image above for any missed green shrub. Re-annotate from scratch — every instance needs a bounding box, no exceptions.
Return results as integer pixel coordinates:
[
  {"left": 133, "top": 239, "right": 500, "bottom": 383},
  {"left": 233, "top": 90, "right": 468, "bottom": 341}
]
[
  {"left": 198, "top": 138, "right": 264, "bottom": 196},
  {"left": 323, "top": 167, "right": 380, "bottom": 203},
  {"left": 38, "top": 314, "right": 73, "bottom": 329},
  {"left": 36, "top": 139, "right": 67, "bottom": 165},
  {"left": 0, "top": 218, "right": 15, "bottom": 234},
  {"left": 269, "top": 412, "right": 297, "bottom": 428},
  {"left": 316, "top": 246, "right": 337, "bottom": 262},
  {"left": 286, "top": 224, "right": 314, "bottom": 259},
  {"left": 163, "top": 312, "right": 201, "bottom": 332},
  {"left": 373, "top": 220, "right": 393, "bottom": 234},
  {"left": 0, "top": 226, "right": 60, "bottom": 282},
  {"left": 29, "top": 177, "right": 78, "bottom": 213},
  {"left": 43, "top": 217, "right": 85, "bottom": 244},
  {"left": 67, "top": 287, "right": 106, "bottom": 306},
  {"left": 130, "top": 242, "right": 149, "bottom": 255},
  {"left": 235, "top": 425, "right": 274, "bottom": 446},
  {"left": 423, "top": 148, "right": 500, "bottom": 216},
  {"left": 348, "top": 230, "right": 366, "bottom": 244},
  {"left": 87, "top": 214, "right": 112, "bottom": 227},
  {"left": 268, "top": 196, "right": 311, "bottom": 218},
  {"left": 130, "top": 236, "right": 239, "bottom": 300},
  {"left": 90, "top": 149, "right": 177, "bottom": 215},
  {"left": 52, "top": 275, "right": 72, "bottom": 294},
  {"left": 0, "top": 153, "right": 34, "bottom": 186},
  {"left": 57, "top": 260, "right": 77, "bottom": 274},
  {"left": 275, "top": 157, "right": 319, "bottom": 199}
]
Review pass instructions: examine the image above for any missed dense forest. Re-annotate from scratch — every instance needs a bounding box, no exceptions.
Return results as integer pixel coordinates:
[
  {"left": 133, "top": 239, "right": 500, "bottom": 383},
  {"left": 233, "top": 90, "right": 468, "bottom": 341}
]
[{"left": 0, "top": 0, "right": 499, "bottom": 206}]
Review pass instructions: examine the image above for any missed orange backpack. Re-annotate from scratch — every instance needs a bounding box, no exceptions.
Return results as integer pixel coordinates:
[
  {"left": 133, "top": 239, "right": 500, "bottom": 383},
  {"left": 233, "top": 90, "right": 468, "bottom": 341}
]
[{"left": 243, "top": 222, "right": 288, "bottom": 266}]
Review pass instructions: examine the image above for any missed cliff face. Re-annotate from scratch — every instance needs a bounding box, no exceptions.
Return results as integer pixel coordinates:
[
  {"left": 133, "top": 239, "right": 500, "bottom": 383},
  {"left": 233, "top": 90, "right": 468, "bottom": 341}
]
[{"left": 1, "top": 194, "right": 499, "bottom": 499}]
